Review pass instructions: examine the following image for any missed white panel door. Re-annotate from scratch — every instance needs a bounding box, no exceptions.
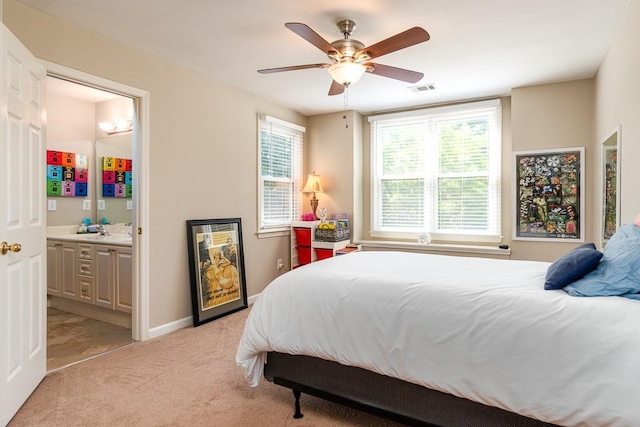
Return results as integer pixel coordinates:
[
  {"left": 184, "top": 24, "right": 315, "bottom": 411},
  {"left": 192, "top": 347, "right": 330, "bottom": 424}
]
[{"left": 0, "top": 23, "right": 47, "bottom": 426}]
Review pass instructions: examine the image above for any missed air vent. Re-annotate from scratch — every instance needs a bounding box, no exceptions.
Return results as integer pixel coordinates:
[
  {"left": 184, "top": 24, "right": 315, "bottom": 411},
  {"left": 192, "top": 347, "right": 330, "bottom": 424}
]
[{"left": 408, "top": 83, "right": 436, "bottom": 92}]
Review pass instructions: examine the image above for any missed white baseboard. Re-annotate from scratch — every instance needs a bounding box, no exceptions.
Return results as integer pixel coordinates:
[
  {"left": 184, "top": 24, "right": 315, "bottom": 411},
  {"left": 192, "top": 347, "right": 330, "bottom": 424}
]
[
  {"left": 248, "top": 293, "right": 260, "bottom": 305},
  {"left": 148, "top": 315, "right": 193, "bottom": 339},
  {"left": 147, "top": 293, "right": 260, "bottom": 340}
]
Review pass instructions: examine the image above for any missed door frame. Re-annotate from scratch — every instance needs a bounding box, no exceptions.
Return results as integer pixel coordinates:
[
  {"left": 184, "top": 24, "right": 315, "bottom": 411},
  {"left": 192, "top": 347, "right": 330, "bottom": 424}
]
[{"left": 43, "top": 61, "right": 150, "bottom": 341}]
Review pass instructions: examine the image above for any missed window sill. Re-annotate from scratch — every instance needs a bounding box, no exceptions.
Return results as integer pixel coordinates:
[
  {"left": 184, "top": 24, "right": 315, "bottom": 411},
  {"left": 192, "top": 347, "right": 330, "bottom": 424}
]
[
  {"left": 356, "top": 239, "right": 511, "bottom": 257},
  {"left": 256, "top": 229, "right": 290, "bottom": 239}
]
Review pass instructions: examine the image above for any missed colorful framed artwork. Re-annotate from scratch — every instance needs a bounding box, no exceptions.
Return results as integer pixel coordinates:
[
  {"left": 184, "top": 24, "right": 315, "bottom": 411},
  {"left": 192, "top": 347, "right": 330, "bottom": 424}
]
[
  {"left": 186, "top": 218, "right": 248, "bottom": 326},
  {"left": 513, "top": 147, "right": 585, "bottom": 241},
  {"left": 602, "top": 126, "right": 621, "bottom": 247},
  {"left": 46, "top": 150, "right": 88, "bottom": 197},
  {"left": 102, "top": 156, "right": 132, "bottom": 198}
]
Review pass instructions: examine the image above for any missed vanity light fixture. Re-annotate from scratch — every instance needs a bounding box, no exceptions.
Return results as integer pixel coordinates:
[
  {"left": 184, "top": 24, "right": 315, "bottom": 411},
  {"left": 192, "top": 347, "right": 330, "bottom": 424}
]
[{"left": 99, "top": 119, "right": 133, "bottom": 134}]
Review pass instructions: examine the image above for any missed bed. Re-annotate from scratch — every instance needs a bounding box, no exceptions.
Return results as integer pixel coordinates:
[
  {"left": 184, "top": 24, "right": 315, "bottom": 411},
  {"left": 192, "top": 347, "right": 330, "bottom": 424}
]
[{"left": 236, "top": 250, "right": 640, "bottom": 426}]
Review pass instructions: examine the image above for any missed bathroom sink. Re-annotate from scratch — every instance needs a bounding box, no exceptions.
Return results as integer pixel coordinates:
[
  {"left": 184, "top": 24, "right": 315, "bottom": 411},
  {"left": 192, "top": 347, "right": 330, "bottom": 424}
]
[{"left": 85, "top": 234, "right": 132, "bottom": 243}]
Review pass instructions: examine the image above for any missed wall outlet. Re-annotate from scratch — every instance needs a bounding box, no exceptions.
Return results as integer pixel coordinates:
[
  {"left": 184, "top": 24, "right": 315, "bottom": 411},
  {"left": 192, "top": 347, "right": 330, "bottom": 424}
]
[
  {"left": 47, "top": 199, "right": 56, "bottom": 211},
  {"left": 82, "top": 200, "right": 91, "bottom": 211},
  {"left": 126, "top": 200, "right": 133, "bottom": 210},
  {"left": 97, "top": 199, "right": 105, "bottom": 210},
  {"left": 277, "top": 258, "right": 284, "bottom": 270}
]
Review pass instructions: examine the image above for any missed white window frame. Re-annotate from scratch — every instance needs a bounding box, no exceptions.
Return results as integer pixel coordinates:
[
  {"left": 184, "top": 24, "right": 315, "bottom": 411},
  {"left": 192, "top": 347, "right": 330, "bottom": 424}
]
[
  {"left": 368, "top": 99, "right": 502, "bottom": 243},
  {"left": 257, "top": 114, "right": 305, "bottom": 235}
]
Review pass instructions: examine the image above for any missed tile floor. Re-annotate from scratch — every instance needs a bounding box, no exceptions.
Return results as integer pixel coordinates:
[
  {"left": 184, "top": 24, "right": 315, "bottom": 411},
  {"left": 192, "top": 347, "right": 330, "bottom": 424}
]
[{"left": 47, "top": 307, "right": 134, "bottom": 371}]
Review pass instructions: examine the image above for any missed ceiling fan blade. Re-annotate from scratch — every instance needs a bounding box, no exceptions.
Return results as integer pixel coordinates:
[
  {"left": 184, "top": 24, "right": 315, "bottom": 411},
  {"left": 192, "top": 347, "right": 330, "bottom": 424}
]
[
  {"left": 356, "top": 27, "right": 430, "bottom": 61},
  {"left": 258, "top": 63, "right": 329, "bottom": 74},
  {"left": 328, "top": 80, "right": 345, "bottom": 96},
  {"left": 285, "top": 23, "right": 340, "bottom": 56},
  {"left": 366, "top": 63, "right": 424, "bottom": 83}
]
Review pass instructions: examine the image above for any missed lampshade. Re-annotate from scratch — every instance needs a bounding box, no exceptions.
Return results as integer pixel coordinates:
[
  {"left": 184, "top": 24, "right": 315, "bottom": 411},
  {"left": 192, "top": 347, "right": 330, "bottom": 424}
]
[
  {"left": 302, "top": 173, "right": 324, "bottom": 194},
  {"left": 328, "top": 62, "right": 366, "bottom": 86}
]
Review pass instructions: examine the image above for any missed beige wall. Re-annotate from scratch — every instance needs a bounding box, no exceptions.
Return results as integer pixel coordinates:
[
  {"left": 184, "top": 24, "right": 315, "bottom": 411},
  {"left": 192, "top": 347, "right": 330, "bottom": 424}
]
[
  {"left": 510, "top": 79, "right": 594, "bottom": 261},
  {"left": 594, "top": 0, "right": 640, "bottom": 225},
  {"left": 307, "top": 111, "right": 363, "bottom": 239},
  {"left": 46, "top": 92, "right": 96, "bottom": 226},
  {"left": 3, "top": 0, "right": 306, "bottom": 329}
]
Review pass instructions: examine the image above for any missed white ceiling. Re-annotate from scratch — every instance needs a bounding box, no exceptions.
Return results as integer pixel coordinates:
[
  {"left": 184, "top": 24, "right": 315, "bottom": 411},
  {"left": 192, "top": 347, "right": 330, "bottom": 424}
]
[
  {"left": 47, "top": 76, "right": 121, "bottom": 103},
  {"left": 20, "top": 0, "right": 632, "bottom": 116}
]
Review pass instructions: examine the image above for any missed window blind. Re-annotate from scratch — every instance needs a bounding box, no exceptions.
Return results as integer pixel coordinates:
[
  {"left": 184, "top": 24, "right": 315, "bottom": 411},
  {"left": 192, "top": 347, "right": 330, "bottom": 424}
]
[
  {"left": 258, "top": 115, "right": 305, "bottom": 232},
  {"left": 369, "top": 99, "right": 502, "bottom": 242}
]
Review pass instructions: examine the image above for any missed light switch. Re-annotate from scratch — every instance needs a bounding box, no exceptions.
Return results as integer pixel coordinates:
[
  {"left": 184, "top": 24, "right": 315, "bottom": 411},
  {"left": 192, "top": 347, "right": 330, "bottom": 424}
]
[
  {"left": 47, "top": 199, "right": 56, "bottom": 211},
  {"left": 82, "top": 200, "right": 91, "bottom": 211},
  {"left": 98, "top": 200, "right": 105, "bottom": 210},
  {"left": 126, "top": 200, "right": 133, "bottom": 210}
]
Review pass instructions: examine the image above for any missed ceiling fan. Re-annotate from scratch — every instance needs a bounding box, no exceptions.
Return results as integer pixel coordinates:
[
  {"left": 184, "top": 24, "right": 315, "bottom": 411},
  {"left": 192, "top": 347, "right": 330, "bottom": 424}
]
[{"left": 258, "top": 20, "right": 430, "bottom": 96}]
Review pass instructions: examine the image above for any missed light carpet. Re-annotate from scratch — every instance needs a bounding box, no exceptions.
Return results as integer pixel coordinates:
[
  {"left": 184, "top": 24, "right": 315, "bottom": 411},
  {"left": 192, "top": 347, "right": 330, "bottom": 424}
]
[{"left": 10, "top": 307, "right": 401, "bottom": 426}]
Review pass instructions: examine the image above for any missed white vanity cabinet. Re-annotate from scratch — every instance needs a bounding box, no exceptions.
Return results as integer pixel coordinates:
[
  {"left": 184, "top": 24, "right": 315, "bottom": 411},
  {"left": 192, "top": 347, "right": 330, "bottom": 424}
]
[
  {"left": 77, "top": 243, "right": 95, "bottom": 303},
  {"left": 47, "top": 240, "right": 78, "bottom": 299},
  {"left": 47, "top": 236, "right": 132, "bottom": 314},
  {"left": 95, "top": 245, "right": 132, "bottom": 313}
]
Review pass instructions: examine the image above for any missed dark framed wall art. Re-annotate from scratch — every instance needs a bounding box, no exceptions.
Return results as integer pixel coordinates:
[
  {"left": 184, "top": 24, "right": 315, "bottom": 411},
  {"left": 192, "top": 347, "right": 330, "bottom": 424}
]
[
  {"left": 513, "top": 147, "right": 585, "bottom": 241},
  {"left": 186, "top": 218, "right": 248, "bottom": 326}
]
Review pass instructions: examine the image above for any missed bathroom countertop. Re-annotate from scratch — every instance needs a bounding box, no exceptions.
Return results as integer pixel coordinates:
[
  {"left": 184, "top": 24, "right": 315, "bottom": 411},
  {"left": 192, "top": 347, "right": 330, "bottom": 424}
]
[{"left": 47, "top": 225, "right": 132, "bottom": 247}]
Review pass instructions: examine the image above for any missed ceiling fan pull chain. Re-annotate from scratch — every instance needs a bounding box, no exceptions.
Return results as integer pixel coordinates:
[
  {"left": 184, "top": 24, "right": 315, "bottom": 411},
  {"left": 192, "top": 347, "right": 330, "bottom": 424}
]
[
  {"left": 344, "top": 86, "right": 349, "bottom": 111},
  {"left": 344, "top": 88, "right": 349, "bottom": 128}
]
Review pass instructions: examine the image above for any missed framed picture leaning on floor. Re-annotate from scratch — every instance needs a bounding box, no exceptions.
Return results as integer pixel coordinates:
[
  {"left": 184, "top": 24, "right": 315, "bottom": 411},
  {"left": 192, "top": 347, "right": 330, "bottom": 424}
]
[{"left": 186, "top": 218, "right": 248, "bottom": 326}]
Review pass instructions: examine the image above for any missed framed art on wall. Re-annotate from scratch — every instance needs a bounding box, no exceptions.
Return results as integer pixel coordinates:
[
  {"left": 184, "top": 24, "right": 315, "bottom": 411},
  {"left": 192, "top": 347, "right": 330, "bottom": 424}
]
[
  {"left": 186, "top": 218, "right": 248, "bottom": 326},
  {"left": 513, "top": 147, "right": 585, "bottom": 241},
  {"left": 601, "top": 126, "right": 621, "bottom": 247}
]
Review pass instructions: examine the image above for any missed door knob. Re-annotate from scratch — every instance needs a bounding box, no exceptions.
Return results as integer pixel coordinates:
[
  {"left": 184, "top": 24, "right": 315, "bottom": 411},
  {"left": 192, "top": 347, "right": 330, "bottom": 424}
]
[{"left": 1, "top": 241, "right": 22, "bottom": 255}]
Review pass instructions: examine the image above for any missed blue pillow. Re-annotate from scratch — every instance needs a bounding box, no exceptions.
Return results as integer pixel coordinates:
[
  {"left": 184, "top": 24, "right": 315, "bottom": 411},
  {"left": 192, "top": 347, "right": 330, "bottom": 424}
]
[
  {"left": 564, "top": 224, "right": 640, "bottom": 298},
  {"left": 544, "top": 243, "right": 603, "bottom": 290}
]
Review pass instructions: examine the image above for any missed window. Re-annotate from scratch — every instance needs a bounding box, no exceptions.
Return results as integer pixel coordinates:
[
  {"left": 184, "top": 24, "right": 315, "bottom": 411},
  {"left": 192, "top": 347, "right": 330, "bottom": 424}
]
[
  {"left": 258, "top": 115, "right": 305, "bottom": 233},
  {"left": 369, "top": 99, "right": 502, "bottom": 243}
]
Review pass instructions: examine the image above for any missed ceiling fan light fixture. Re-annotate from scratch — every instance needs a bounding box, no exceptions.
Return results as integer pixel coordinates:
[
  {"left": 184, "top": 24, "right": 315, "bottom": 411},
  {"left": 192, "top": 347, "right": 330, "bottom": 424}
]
[{"left": 328, "top": 62, "right": 366, "bottom": 86}]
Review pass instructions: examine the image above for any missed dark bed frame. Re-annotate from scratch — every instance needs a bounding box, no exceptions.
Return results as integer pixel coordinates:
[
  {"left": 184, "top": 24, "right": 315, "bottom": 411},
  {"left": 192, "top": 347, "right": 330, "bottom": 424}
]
[{"left": 265, "top": 352, "right": 558, "bottom": 427}]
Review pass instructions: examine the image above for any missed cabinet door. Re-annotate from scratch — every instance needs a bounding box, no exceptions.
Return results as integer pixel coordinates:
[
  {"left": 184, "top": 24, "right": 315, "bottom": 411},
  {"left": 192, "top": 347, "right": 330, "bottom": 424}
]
[
  {"left": 115, "top": 247, "right": 133, "bottom": 313},
  {"left": 60, "top": 243, "right": 78, "bottom": 299},
  {"left": 94, "top": 245, "right": 115, "bottom": 309},
  {"left": 46, "top": 242, "right": 61, "bottom": 296},
  {"left": 78, "top": 275, "right": 94, "bottom": 304}
]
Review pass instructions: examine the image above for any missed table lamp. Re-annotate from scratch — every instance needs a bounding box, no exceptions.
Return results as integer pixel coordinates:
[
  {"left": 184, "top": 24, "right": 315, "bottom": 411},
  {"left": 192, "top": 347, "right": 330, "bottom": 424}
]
[{"left": 302, "top": 172, "right": 324, "bottom": 219}]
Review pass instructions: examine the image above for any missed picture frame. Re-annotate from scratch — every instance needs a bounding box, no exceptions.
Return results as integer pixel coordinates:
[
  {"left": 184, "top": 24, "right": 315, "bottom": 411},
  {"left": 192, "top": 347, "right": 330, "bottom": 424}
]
[
  {"left": 513, "top": 147, "right": 585, "bottom": 241},
  {"left": 601, "top": 125, "right": 621, "bottom": 248},
  {"left": 186, "top": 218, "right": 248, "bottom": 326}
]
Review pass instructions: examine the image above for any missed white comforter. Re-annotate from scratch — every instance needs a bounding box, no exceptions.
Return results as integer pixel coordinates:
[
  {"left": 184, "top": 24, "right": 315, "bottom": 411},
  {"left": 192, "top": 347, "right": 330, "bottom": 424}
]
[{"left": 236, "top": 251, "right": 640, "bottom": 426}]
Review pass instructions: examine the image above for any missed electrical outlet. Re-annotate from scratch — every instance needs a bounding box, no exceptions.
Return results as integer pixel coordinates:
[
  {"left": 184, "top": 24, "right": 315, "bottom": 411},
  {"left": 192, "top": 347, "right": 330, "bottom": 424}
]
[
  {"left": 82, "top": 200, "right": 91, "bottom": 210},
  {"left": 126, "top": 200, "right": 133, "bottom": 210},
  {"left": 47, "top": 199, "right": 56, "bottom": 211},
  {"left": 277, "top": 258, "right": 284, "bottom": 270},
  {"left": 97, "top": 199, "right": 105, "bottom": 210}
]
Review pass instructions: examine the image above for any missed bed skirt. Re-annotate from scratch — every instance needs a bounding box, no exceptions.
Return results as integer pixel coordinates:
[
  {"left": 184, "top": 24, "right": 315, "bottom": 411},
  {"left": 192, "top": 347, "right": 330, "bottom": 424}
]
[{"left": 264, "top": 352, "right": 557, "bottom": 427}]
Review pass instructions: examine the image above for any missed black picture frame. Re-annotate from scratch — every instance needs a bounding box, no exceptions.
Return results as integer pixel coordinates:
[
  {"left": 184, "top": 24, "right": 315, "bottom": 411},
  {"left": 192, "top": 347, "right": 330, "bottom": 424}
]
[
  {"left": 513, "top": 147, "right": 585, "bottom": 241},
  {"left": 186, "top": 218, "right": 248, "bottom": 326}
]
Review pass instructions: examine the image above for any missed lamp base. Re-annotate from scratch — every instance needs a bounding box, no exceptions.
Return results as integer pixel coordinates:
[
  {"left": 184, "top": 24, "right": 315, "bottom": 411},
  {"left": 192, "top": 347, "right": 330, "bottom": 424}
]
[{"left": 310, "top": 196, "right": 319, "bottom": 220}]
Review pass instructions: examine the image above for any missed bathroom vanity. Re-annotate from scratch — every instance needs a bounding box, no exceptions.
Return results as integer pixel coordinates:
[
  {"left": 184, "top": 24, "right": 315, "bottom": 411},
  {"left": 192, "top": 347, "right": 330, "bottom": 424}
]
[{"left": 47, "top": 225, "right": 133, "bottom": 317}]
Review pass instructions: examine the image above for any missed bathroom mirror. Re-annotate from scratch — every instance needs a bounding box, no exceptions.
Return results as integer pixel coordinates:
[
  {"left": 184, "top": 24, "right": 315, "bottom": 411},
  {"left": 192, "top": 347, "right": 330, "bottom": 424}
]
[
  {"left": 96, "top": 134, "right": 133, "bottom": 224},
  {"left": 601, "top": 125, "right": 621, "bottom": 247}
]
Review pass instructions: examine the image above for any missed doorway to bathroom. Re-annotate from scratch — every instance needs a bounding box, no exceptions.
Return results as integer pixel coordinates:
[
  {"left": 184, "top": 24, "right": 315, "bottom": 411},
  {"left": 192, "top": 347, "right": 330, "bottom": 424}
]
[{"left": 44, "top": 67, "right": 149, "bottom": 371}]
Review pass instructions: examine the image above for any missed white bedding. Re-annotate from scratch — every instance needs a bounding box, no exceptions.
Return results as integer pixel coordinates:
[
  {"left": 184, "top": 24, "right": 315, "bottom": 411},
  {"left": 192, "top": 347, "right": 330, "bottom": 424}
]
[{"left": 236, "top": 251, "right": 640, "bottom": 426}]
